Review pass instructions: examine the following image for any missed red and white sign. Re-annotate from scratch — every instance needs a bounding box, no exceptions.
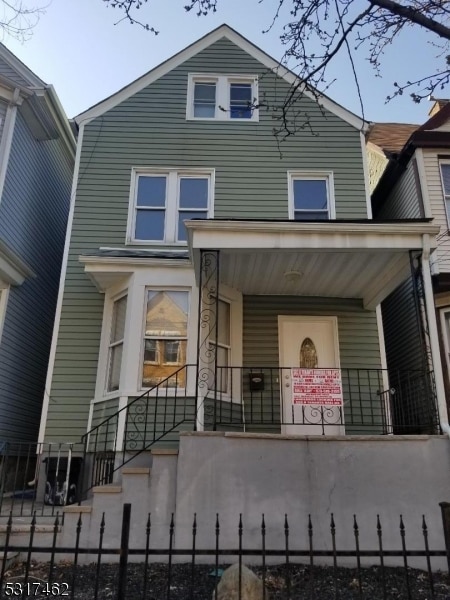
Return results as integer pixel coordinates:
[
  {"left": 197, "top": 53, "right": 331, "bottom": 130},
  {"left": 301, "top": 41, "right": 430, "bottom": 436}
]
[{"left": 291, "top": 368, "right": 343, "bottom": 406}]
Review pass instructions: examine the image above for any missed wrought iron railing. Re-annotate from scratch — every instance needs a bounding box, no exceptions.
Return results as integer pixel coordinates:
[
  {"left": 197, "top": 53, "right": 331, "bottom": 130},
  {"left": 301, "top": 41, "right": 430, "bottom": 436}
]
[
  {"left": 200, "top": 367, "right": 439, "bottom": 435},
  {"left": 0, "top": 441, "right": 84, "bottom": 518},
  {"left": 80, "top": 364, "right": 197, "bottom": 492}
]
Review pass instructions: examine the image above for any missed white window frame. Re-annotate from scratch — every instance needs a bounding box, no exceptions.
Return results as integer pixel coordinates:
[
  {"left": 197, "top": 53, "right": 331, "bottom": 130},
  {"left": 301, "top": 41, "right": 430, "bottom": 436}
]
[
  {"left": 439, "top": 161, "right": 450, "bottom": 227},
  {"left": 187, "top": 74, "right": 259, "bottom": 122},
  {"left": 105, "top": 291, "right": 128, "bottom": 393},
  {"left": 127, "top": 168, "right": 215, "bottom": 245},
  {"left": 140, "top": 287, "right": 191, "bottom": 393},
  {"left": 287, "top": 171, "right": 336, "bottom": 220}
]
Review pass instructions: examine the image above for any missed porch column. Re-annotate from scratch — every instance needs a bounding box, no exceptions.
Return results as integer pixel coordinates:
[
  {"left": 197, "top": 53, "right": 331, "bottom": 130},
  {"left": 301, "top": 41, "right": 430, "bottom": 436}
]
[
  {"left": 421, "top": 240, "right": 449, "bottom": 427},
  {"left": 196, "top": 249, "right": 220, "bottom": 431}
]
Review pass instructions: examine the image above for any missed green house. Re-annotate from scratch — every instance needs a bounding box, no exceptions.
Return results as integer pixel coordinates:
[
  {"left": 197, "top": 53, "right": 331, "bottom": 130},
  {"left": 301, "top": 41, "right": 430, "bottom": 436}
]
[{"left": 37, "top": 26, "right": 446, "bottom": 489}]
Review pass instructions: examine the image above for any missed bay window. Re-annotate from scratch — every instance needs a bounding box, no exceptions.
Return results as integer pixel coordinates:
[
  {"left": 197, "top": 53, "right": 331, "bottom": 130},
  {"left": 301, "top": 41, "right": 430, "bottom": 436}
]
[{"left": 106, "top": 294, "right": 127, "bottom": 392}]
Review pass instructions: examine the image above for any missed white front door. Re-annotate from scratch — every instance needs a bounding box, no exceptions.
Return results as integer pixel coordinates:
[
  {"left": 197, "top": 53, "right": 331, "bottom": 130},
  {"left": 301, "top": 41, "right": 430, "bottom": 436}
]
[{"left": 278, "top": 316, "right": 344, "bottom": 435}]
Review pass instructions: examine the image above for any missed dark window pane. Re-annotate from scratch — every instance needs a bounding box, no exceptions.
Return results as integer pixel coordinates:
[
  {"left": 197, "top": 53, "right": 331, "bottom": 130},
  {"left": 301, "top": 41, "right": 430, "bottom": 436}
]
[
  {"left": 178, "top": 210, "right": 208, "bottom": 241},
  {"left": 194, "top": 82, "right": 216, "bottom": 102},
  {"left": 135, "top": 209, "right": 165, "bottom": 240},
  {"left": 294, "top": 211, "right": 329, "bottom": 221},
  {"left": 144, "top": 339, "right": 158, "bottom": 363},
  {"left": 194, "top": 83, "right": 216, "bottom": 118},
  {"left": 293, "top": 179, "right": 328, "bottom": 211},
  {"left": 137, "top": 176, "right": 166, "bottom": 207},
  {"left": 230, "top": 83, "right": 252, "bottom": 119},
  {"left": 230, "top": 83, "right": 252, "bottom": 102},
  {"left": 164, "top": 340, "right": 180, "bottom": 364},
  {"left": 442, "top": 164, "right": 450, "bottom": 195},
  {"left": 110, "top": 296, "right": 127, "bottom": 344},
  {"left": 108, "top": 344, "right": 123, "bottom": 391},
  {"left": 179, "top": 178, "right": 209, "bottom": 208}
]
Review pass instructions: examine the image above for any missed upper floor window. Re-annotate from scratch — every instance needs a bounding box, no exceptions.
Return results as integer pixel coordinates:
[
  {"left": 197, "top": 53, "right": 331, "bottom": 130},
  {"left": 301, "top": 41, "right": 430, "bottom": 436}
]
[
  {"left": 288, "top": 172, "right": 335, "bottom": 220},
  {"left": 187, "top": 74, "right": 258, "bottom": 121},
  {"left": 439, "top": 162, "right": 450, "bottom": 224},
  {"left": 128, "top": 169, "right": 214, "bottom": 244}
]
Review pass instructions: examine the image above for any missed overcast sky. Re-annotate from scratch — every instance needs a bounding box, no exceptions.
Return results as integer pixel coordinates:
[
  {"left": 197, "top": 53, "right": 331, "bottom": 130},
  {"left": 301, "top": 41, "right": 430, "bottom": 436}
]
[{"left": 2, "top": 0, "right": 447, "bottom": 124}]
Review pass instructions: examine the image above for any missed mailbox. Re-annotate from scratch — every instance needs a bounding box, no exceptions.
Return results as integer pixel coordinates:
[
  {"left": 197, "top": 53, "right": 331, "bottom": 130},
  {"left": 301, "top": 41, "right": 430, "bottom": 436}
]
[{"left": 249, "top": 372, "right": 264, "bottom": 391}]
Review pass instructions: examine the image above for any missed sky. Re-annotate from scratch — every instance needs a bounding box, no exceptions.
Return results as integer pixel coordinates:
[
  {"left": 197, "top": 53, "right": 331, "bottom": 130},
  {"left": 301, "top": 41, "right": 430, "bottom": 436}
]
[{"left": 1, "top": 0, "right": 448, "bottom": 125}]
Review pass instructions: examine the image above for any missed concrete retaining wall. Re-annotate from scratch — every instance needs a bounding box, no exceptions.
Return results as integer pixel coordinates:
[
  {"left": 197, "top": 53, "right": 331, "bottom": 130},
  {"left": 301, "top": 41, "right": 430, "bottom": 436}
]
[{"left": 174, "top": 432, "right": 450, "bottom": 564}]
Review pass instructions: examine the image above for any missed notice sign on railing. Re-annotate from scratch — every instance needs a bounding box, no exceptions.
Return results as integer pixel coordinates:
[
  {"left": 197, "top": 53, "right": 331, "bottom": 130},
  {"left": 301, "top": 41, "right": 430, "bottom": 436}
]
[{"left": 291, "top": 368, "right": 343, "bottom": 406}]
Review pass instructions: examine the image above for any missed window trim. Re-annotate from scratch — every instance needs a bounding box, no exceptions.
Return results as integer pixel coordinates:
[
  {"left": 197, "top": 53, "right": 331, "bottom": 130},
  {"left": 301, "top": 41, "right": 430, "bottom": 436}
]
[
  {"left": 439, "top": 160, "right": 450, "bottom": 227},
  {"left": 127, "top": 167, "right": 215, "bottom": 245},
  {"left": 105, "top": 291, "right": 128, "bottom": 393},
  {"left": 186, "top": 73, "right": 259, "bottom": 122},
  {"left": 287, "top": 171, "right": 336, "bottom": 220}
]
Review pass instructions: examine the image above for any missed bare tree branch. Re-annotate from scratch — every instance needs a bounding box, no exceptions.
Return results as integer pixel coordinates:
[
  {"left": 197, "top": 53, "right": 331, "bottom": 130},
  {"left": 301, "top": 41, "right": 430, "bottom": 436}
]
[
  {"left": 0, "top": 0, "right": 46, "bottom": 41},
  {"left": 103, "top": 0, "right": 450, "bottom": 135}
]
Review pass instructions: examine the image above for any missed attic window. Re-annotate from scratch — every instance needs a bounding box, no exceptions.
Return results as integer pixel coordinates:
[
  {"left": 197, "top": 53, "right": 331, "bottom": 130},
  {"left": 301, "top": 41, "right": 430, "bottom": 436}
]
[{"left": 187, "top": 74, "right": 258, "bottom": 121}]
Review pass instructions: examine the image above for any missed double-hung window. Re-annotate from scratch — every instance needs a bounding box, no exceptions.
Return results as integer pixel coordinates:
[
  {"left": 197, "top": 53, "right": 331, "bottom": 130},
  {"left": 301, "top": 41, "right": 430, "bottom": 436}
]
[
  {"left": 142, "top": 290, "right": 189, "bottom": 388},
  {"left": 106, "top": 294, "right": 127, "bottom": 392},
  {"left": 288, "top": 172, "right": 335, "bottom": 220},
  {"left": 439, "top": 162, "right": 450, "bottom": 225},
  {"left": 130, "top": 169, "right": 213, "bottom": 243},
  {"left": 188, "top": 74, "right": 258, "bottom": 121}
]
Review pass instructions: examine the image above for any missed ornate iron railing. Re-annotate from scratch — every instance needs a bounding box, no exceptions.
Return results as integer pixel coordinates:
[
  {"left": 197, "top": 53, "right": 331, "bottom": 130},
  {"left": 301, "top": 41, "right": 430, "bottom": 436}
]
[
  {"left": 201, "top": 367, "right": 439, "bottom": 435},
  {"left": 78, "top": 365, "right": 197, "bottom": 494}
]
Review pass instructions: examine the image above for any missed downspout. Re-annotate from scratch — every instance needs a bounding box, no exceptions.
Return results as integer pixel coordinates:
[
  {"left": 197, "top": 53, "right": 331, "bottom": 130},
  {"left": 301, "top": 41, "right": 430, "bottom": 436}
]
[{"left": 421, "top": 234, "right": 450, "bottom": 437}]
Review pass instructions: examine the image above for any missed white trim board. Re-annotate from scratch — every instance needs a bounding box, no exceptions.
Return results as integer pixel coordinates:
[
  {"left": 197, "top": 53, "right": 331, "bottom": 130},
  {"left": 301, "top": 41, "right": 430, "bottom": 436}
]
[{"left": 75, "top": 24, "right": 366, "bottom": 132}]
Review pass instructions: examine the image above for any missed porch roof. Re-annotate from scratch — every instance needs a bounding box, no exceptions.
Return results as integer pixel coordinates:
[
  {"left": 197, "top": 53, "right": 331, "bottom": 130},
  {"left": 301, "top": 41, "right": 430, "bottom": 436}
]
[{"left": 186, "top": 219, "right": 440, "bottom": 309}]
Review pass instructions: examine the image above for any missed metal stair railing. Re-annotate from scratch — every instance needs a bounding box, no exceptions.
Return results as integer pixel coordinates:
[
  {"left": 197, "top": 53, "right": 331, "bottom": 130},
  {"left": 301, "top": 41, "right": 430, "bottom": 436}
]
[{"left": 78, "top": 364, "right": 197, "bottom": 501}]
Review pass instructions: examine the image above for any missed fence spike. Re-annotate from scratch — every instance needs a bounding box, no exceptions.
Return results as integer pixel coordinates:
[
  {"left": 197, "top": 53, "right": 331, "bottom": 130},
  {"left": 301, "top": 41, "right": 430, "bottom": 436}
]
[{"left": 215, "top": 513, "right": 219, "bottom": 532}]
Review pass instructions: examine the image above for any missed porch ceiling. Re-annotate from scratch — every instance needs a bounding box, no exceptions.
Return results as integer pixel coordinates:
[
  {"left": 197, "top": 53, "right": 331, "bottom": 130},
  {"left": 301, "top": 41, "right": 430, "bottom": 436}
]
[{"left": 186, "top": 220, "right": 440, "bottom": 309}]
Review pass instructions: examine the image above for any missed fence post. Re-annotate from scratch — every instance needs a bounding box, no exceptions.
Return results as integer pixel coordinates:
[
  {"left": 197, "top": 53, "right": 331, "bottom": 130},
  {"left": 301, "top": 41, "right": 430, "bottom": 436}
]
[
  {"left": 117, "top": 503, "right": 131, "bottom": 600},
  {"left": 439, "top": 502, "right": 450, "bottom": 574}
]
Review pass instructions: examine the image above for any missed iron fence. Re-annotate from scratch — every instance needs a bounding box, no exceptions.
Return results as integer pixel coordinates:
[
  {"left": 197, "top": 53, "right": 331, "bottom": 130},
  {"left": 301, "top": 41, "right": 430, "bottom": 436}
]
[
  {"left": 0, "top": 442, "right": 85, "bottom": 519},
  {"left": 203, "top": 367, "right": 439, "bottom": 435},
  {"left": 0, "top": 504, "right": 449, "bottom": 600}
]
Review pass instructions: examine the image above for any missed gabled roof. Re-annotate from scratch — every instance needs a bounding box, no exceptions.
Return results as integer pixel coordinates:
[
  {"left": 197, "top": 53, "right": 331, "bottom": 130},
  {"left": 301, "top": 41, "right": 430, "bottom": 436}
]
[
  {"left": 0, "top": 43, "right": 76, "bottom": 157},
  {"left": 366, "top": 122, "right": 419, "bottom": 157},
  {"left": 0, "top": 43, "right": 45, "bottom": 89},
  {"left": 75, "top": 24, "right": 366, "bottom": 131}
]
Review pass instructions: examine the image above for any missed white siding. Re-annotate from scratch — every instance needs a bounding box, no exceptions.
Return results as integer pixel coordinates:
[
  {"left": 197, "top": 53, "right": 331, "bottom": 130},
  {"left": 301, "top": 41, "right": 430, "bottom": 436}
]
[
  {"left": 433, "top": 120, "right": 450, "bottom": 133},
  {"left": 423, "top": 149, "right": 450, "bottom": 273}
]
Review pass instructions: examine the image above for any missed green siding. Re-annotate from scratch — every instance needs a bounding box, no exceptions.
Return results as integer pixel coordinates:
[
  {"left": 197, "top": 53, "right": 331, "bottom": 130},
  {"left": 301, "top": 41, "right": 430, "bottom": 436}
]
[
  {"left": 46, "top": 36, "right": 368, "bottom": 442},
  {"left": 242, "top": 296, "right": 383, "bottom": 434}
]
